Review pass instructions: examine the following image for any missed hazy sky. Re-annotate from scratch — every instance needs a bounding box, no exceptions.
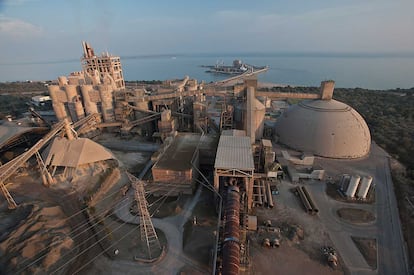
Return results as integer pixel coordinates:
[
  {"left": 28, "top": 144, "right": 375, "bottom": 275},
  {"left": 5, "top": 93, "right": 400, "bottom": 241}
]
[{"left": 1, "top": 0, "right": 413, "bottom": 65}]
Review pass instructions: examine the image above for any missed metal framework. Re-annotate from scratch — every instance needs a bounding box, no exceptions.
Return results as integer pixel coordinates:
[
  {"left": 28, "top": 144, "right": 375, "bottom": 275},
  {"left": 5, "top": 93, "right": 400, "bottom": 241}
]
[
  {"left": 220, "top": 105, "right": 233, "bottom": 131},
  {"left": 0, "top": 120, "right": 67, "bottom": 209},
  {"left": 215, "top": 168, "right": 254, "bottom": 178},
  {"left": 127, "top": 172, "right": 161, "bottom": 259}
]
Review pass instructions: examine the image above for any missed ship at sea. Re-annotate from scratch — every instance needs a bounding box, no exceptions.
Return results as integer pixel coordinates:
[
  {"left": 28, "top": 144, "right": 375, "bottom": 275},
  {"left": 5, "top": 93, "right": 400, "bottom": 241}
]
[{"left": 203, "top": 59, "right": 268, "bottom": 75}]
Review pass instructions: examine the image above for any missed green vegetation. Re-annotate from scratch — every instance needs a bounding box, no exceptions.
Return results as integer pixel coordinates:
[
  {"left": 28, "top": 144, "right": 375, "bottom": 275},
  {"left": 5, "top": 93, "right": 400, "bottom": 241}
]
[
  {"left": 0, "top": 81, "right": 49, "bottom": 94},
  {"left": 333, "top": 87, "right": 414, "bottom": 266},
  {"left": 333, "top": 88, "right": 414, "bottom": 179},
  {"left": 0, "top": 81, "right": 50, "bottom": 119},
  {"left": 0, "top": 95, "right": 29, "bottom": 119}
]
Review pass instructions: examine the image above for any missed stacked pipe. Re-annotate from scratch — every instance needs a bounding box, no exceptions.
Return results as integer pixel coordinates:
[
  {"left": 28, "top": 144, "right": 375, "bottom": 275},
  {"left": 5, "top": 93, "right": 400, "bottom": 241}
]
[
  {"left": 261, "top": 180, "right": 267, "bottom": 206},
  {"left": 296, "top": 186, "right": 319, "bottom": 215},
  {"left": 254, "top": 180, "right": 274, "bottom": 208},
  {"left": 266, "top": 181, "right": 274, "bottom": 208},
  {"left": 254, "top": 180, "right": 263, "bottom": 206},
  {"left": 222, "top": 186, "right": 240, "bottom": 275}
]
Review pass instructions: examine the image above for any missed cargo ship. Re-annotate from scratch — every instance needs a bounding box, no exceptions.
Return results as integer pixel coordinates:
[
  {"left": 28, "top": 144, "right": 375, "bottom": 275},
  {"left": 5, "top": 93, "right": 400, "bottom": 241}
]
[{"left": 203, "top": 59, "right": 268, "bottom": 75}]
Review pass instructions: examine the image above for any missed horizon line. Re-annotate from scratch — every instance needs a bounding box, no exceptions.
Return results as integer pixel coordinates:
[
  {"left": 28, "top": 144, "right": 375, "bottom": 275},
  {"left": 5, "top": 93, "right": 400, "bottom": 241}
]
[{"left": 1, "top": 51, "right": 414, "bottom": 66}]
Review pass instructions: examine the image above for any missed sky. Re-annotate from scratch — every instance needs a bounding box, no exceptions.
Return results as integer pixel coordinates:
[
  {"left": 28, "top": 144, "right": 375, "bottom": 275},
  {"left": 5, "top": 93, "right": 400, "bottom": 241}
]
[{"left": 0, "top": 0, "right": 413, "bottom": 81}]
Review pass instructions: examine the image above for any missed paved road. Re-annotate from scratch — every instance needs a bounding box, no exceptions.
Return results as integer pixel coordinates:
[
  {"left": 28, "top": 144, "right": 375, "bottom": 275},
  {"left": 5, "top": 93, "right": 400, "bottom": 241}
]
[
  {"left": 308, "top": 144, "right": 408, "bottom": 275},
  {"left": 376, "top": 157, "right": 408, "bottom": 275}
]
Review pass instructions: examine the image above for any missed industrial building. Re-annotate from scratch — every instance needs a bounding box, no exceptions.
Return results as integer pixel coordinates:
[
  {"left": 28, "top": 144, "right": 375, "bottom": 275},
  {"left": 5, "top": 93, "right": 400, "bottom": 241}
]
[
  {"left": 151, "top": 133, "right": 200, "bottom": 195},
  {"left": 3, "top": 41, "right": 401, "bottom": 275},
  {"left": 274, "top": 81, "right": 371, "bottom": 159},
  {"left": 81, "top": 41, "right": 125, "bottom": 89}
]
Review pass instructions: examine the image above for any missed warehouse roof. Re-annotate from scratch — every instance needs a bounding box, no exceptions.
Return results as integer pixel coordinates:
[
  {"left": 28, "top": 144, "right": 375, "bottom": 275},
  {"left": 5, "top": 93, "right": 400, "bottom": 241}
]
[
  {"left": 214, "top": 135, "right": 254, "bottom": 170},
  {"left": 153, "top": 133, "right": 200, "bottom": 171},
  {"left": 221, "top": 129, "right": 246, "bottom": 136},
  {"left": 0, "top": 122, "right": 48, "bottom": 149}
]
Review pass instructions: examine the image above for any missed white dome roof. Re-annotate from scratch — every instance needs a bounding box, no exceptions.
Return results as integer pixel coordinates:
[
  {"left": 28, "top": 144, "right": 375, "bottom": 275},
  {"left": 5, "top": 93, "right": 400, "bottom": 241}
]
[{"left": 275, "top": 99, "right": 371, "bottom": 159}]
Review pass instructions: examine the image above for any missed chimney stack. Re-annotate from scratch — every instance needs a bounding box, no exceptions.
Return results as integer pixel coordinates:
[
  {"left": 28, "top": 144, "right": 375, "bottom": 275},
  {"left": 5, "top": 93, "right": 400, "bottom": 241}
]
[{"left": 320, "top": 80, "right": 335, "bottom": 100}]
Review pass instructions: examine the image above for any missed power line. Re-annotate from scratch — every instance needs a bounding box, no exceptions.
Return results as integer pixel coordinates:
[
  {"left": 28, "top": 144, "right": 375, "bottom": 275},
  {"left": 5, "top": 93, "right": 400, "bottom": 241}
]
[
  {"left": 17, "top": 182, "right": 168, "bottom": 274},
  {"left": 50, "top": 211, "right": 139, "bottom": 274},
  {"left": 16, "top": 190, "right": 131, "bottom": 274},
  {"left": 15, "top": 182, "right": 129, "bottom": 271},
  {"left": 16, "top": 159, "right": 166, "bottom": 273},
  {"left": 52, "top": 184, "right": 181, "bottom": 274},
  {"left": 70, "top": 217, "right": 140, "bottom": 274},
  {"left": 35, "top": 183, "right": 181, "bottom": 274}
]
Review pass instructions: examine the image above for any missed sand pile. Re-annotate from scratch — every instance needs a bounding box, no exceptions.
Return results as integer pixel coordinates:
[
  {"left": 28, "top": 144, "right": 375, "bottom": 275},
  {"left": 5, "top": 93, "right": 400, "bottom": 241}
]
[{"left": 0, "top": 203, "right": 75, "bottom": 274}]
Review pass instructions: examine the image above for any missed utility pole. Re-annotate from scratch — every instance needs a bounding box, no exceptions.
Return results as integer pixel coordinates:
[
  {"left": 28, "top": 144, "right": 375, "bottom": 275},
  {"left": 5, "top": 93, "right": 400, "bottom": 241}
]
[{"left": 127, "top": 172, "right": 161, "bottom": 259}]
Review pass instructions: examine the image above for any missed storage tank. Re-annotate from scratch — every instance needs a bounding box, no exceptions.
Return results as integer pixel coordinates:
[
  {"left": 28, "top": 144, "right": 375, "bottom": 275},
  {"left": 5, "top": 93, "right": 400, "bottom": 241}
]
[
  {"left": 98, "top": 85, "right": 115, "bottom": 122},
  {"left": 58, "top": 76, "right": 68, "bottom": 87},
  {"left": 339, "top": 174, "right": 351, "bottom": 191},
  {"left": 48, "top": 85, "right": 67, "bottom": 121},
  {"left": 274, "top": 91, "right": 371, "bottom": 159},
  {"left": 357, "top": 176, "right": 373, "bottom": 199},
  {"left": 346, "top": 175, "right": 360, "bottom": 198},
  {"left": 65, "top": 85, "right": 85, "bottom": 121},
  {"left": 80, "top": 85, "right": 99, "bottom": 115},
  {"left": 234, "top": 101, "right": 265, "bottom": 142}
]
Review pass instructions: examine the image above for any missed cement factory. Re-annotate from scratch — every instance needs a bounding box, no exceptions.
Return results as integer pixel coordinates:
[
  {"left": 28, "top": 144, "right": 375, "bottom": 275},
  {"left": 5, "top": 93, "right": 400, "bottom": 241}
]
[{"left": 0, "top": 42, "right": 408, "bottom": 275}]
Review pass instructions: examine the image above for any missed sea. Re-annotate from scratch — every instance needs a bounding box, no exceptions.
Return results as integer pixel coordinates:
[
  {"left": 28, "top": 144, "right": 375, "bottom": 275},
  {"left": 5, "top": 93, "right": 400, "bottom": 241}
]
[{"left": 2, "top": 53, "right": 414, "bottom": 90}]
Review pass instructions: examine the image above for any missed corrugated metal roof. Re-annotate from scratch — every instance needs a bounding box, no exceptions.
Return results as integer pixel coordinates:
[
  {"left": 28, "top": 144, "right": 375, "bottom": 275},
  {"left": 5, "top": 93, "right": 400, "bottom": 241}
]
[
  {"left": 221, "top": 129, "right": 246, "bottom": 136},
  {"left": 214, "top": 136, "right": 254, "bottom": 170}
]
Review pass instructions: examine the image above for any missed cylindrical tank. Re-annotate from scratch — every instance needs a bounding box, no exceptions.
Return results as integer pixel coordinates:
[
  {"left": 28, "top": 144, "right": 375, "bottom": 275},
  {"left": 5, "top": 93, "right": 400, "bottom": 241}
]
[
  {"left": 98, "top": 85, "right": 115, "bottom": 122},
  {"left": 222, "top": 186, "right": 240, "bottom": 275},
  {"left": 185, "top": 79, "right": 198, "bottom": 91},
  {"left": 58, "top": 76, "right": 68, "bottom": 87},
  {"left": 80, "top": 85, "right": 99, "bottom": 115},
  {"left": 357, "top": 176, "right": 373, "bottom": 199},
  {"left": 340, "top": 174, "right": 351, "bottom": 191},
  {"left": 63, "top": 118, "right": 74, "bottom": 140},
  {"left": 230, "top": 98, "right": 268, "bottom": 139},
  {"left": 65, "top": 85, "right": 85, "bottom": 121},
  {"left": 266, "top": 181, "right": 274, "bottom": 208},
  {"left": 48, "top": 85, "right": 67, "bottom": 121},
  {"left": 346, "top": 175, "right": 360, "bottom": 198},
  {"left": 254, "top": 99, "right": 265, "bottom": 140}
]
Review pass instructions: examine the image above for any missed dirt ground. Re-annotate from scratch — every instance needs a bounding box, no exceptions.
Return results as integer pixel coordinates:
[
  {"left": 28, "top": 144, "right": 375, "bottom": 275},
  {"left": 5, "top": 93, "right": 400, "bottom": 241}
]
[
  {"left": 178, "top": 180, "right": 344, "bottom": 275},
  {"left": 337, "top": 208, "right": 375, "bottom": 224},
  {"left": 249, "top": 238, "right": 342, "bottom": 275},
  {"left": 104, "top": 217, "right": 166, "bottom": 261},
  {"left": 0, "top": 168, "right": 104, "bottom": 274},
  {"left": 111, "top": 150, "right": 151, "bottom": 173},
  {"left": 351, "top": 237, "right": 377, "bottom": 270},
  {"left": 325, "top": 181, "right": 375, "bottom": 204},
  {"left": 182, "top": 188, "right": 216, "bottom": 267},
  {"left": 249, "top": 177, "right": 346, "bottom": 275}
]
